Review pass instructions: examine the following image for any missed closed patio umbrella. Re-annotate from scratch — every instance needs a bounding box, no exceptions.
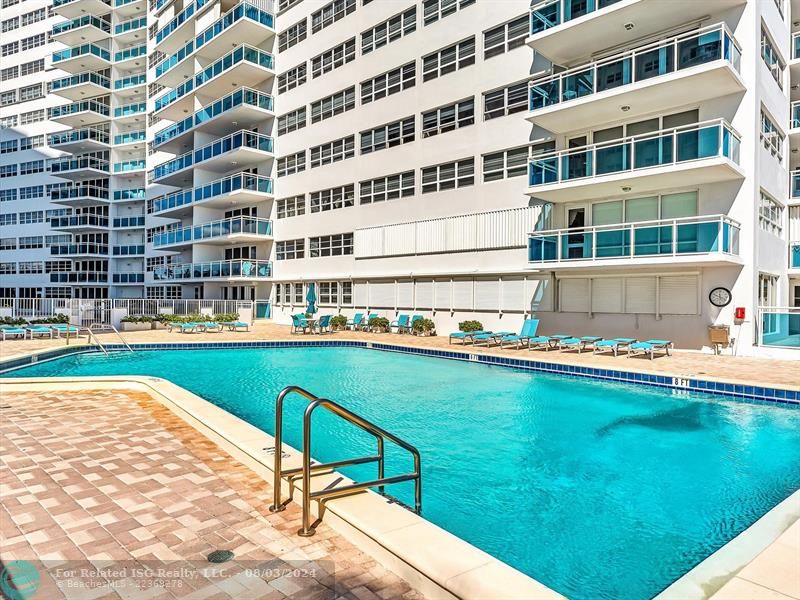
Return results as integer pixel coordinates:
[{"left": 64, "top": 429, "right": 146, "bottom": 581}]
[{"left": 306, "top": 282, "right": 317, "bottom": 315}]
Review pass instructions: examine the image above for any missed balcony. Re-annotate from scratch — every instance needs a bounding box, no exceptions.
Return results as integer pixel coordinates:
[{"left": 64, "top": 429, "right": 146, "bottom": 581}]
[
  {"left": 152, "top": 130, "right": 273, "bottom": 186},
  {"left": 51, "top": 15, "right": 110, "bottom": 45},
  {"left": 112, "top": 216, "right": 145, "bottom": 228},
  {"left": 112, "top": 245, "right": 145, "bottom": 256},
  {"left": 50, "top": 156, "right": 110, "bottom": 180},
  {"left": 113, "top": 102, "right": 146, "bottom": 123},
  {"left": 760, "top": 308, "right": 800, "bottom": 349},
  {"left": 528, "top": 24, "right": 743, "bottom": 134},
  {"left": 113, "top": 272, "right": 145, "bottom": 284},
  {"left": 114, "top": 15, "right": 146, "bottom": 40},
  {"left": 153, "top": 259, "right": 272, "bottom": 281},
  {"left": 113, "top": 0, "right": 146, "bottom": 18},
  {"left": 152, "top": 216, "right": 273, "bottom": 249},
  {"left": 52, "top": 43, "right": 110, "bottom": 73},
  {"left": 113, "top": 160, "right": 146, "bottom": 174},
  {"left": 114, "top": 189, "right": 146, "bottom": 202},
  {"left": 114, "top": 73, "right": 146, "bottom": 98},
  {"left": 528, "top": 215, "right": 741, "bottom": 269},
  {"left": 528, "top": 0, "right": 746, "bottom": 65},
  {"left": 50, "top": 243, "right": 109, "bottom": 257},
  {"left": 149, "top": 173, "right": 273, "bottom": 217},
  {"left": 154, "top": 0, "right": 211, "bottom": 53},
  {"left": 48, "top": 100, "right": 109, "bottom": 127},
  {"left": 48, "top": 127, "right": 110, "bottom": 153},
  {"left": 113, "top": 130, "right": 146, "bottom": 147},
  {"left": 153, "top": 87, "right": 273, "bottom": 153},
  {"left": 53, "top": 0, "right": 111, "bottom": 19},
  {"left": 527, "top": 119, "right": 743, "bottom": 202},
  {"left": 50, "top": 185, "right": 110, "bottom": 206},
  {"left": 114, "top": 44, "right": 146, "bottom": 66},
  {"left": 151, "top": 0, "right": 174, "bottom": 16},
  {"left": 791, "top": 242, "right": 800, "bottom": 269},
  {"left": 50, "top": 272, "right": 109, "bottom": 284},
  {"left": 153, "top": 45, "right": 274, "bottom": 121},
  {"left": 50, "top": 214, "right": 109, "bottom": 232},
  {"left": 50, "top": 71, "right": 110, "bottom": 101}
]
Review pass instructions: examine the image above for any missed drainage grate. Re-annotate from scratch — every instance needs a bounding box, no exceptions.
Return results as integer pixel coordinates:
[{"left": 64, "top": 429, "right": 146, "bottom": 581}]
[{"left": 207, "top": 550, "right": 234, "bottom": 564}]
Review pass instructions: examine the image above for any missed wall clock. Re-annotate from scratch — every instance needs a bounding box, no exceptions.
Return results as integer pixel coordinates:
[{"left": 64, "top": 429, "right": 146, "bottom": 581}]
[{"left": 709, "top": 287, "right": 732, "bottom": 307}]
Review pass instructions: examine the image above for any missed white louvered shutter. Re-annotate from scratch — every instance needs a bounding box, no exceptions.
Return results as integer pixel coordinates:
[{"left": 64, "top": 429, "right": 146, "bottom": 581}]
[{"left": 559, "top": 278, "right": 589, "bottom": 312}]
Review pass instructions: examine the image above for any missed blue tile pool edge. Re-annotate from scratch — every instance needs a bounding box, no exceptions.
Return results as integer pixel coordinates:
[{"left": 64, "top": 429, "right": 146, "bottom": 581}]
[{"left": 0, "top": 340, "right": 797, "bottom": 407}]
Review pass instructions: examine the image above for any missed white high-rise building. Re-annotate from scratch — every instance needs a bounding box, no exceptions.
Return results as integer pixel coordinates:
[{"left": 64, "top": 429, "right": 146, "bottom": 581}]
[{"left": 1, "top": 0, "right": 798, "bottom": 354}]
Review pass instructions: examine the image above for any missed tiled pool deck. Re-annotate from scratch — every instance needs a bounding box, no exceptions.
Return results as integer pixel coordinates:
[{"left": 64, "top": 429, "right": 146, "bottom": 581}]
[{"left": 0, "top": 387, "right": 424, "bottom": 599}]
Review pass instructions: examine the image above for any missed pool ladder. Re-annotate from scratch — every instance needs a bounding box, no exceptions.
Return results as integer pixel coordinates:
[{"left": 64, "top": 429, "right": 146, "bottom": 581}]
[
  {"left": 82, "top": 323, "right": 134, "bottom": 354},
  {"left": 269, "top": 385, "right": 422, "bottom": 537}
]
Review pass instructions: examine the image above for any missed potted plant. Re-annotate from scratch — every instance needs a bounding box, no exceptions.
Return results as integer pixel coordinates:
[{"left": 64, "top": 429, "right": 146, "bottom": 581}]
[
  {"left": 458, "top": 320, "right": 483, "bottom": 332},
  {"left": 151, "top": 314, "right": 171, "bottom": 330},
  {"left": 412, "top": 318, "right": 436, "bottom": 337},
  {"left": 368, "top": 316, "right": 390, "bottom": 333},
  {"left": 330, "top": 315, "right": 348, "bottom": 331},
  {"left": 120, "top": 315, "right": 153, "bottom": 331}
]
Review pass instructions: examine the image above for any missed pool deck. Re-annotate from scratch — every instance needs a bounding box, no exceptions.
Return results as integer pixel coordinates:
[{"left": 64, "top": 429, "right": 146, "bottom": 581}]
[{"left": 2, "top": 322, "right": 799, "bottom": 391}]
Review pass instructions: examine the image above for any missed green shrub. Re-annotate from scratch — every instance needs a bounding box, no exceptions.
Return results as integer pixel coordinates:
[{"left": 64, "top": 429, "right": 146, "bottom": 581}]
[
  {"left": 121, "top": 315, "right": 154, "bottom": 323},
  {"left": 330, "top": 315, "right": 348, "bottom": 330},
  {"left": 368, "top": 316, "right": 390, "bottom": 332},
  {"left": 29, "top": 314, "right": 70, "bottom": 324},
  {"left": 0, "top": 316, "right": 27, "bottom": 326},
  {"left": 459, "top": 320, "right": 483, "bottom": 332},
  {"left": 212, "top": 312, "right": 238, "bottom": 323},
  {"left": 412, "top": 318, "right": 436, "bottom": 335}
]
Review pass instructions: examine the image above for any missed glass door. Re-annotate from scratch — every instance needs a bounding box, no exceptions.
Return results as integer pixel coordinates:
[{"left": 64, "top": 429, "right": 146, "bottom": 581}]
[{"left": 564, "top": 205, "right": 589, "bottom": 259}]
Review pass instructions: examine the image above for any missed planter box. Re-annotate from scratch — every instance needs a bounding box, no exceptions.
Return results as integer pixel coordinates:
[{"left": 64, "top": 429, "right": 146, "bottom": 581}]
[
  {"left": 120, "top": 322, "right": 152, "bottom": 332},
  {"left": 151, "top": 322, "right": 167, "bottom": 330}
]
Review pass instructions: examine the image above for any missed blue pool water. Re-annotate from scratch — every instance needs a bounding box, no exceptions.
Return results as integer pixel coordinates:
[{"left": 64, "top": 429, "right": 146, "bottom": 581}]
[{"left": 5, "top": 347, "right": 800, "bottom": 600}]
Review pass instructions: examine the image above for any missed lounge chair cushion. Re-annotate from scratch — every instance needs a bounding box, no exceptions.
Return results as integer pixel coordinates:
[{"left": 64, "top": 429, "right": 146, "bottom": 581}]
[{"left": 643, "top": 339, "right": 672, "bottom": 346}]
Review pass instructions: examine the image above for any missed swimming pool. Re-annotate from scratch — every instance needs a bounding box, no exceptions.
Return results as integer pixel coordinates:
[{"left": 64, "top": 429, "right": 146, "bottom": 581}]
[{"left": 5, "top": 346, "right": 800, "bottom": 600}]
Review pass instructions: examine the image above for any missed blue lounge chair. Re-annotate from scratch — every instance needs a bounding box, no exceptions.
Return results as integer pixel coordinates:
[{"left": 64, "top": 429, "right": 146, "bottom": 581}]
[
  {"left": 1, "top": 327, "right": 26, "bottom": 340},
  {"left": 346, "top": 313, "right": 364, "bottom": 330},
  {"left": 291, "top": 314, "right": 309, "bottom": 334},
  {"left": 472, "top": 331, "right": 516, "bottom": 347},
  {"left": 526, "top": 335, "right": 553, "bottom": 351},
  {"left": 628, "top": 340, "right": 673, "bottom": 360},
  {"left": 498, "top": 319, "right": 540, "bottom": 349},
  {"left": 361, "top": 313, "right": 379, "bottom": 331},
  {"left": 593, "top": 338, "right": 637, "bottom": 356},
  {"left": 222, "top": 321, "right": 249, "bottom": 331},
  {"left": 50, "top": 324, "right": 80, "bottom": 337},
  {"left": 558, "top": 336, "right": 603, "bottom": 353},
  {"left": 25, "top": 326, "right": 54, "bottom": 339},
  {"left": 449, "top": 330, "right": 491, "bottom": 344},
  {"left": 202, "top": 322, "right": 222, "bottom": 332},
  {"left": 409, "top": 315, "right": 423, "bottom": 333},
  {"left": 390, "top": 314, "right": 411, "bottom": 334},
  {"left": 317, "top": 314, "right": 332, "bottom": 333},
  {"left": 178, "top": 322, "right": 199, "bottom": 333}
]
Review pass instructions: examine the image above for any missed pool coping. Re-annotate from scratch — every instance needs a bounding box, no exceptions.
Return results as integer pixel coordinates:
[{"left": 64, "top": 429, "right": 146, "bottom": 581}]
[
  {"left": 0, "top": 339, "right": 798, "bottom": 406},
  {"left": 0, "top": 376, "right": 564, "bottom": 600}
]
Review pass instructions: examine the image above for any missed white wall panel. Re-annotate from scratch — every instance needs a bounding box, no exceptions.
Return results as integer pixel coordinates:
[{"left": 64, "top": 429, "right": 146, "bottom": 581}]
[
  {"left": 354, "top": 282, "right": 368, "bottom": 307},
  {"left": 434, "top": 279, "right": 451, "bottom": 310},
  {"left": 452, "top": 279, "right": 473, "bottom": 310},
  {"left": 501, "top": 277, "right": 524, "bottom": 311},
  {"left": 659, "top": 275, "right": 699, "bottom": 315},
  {"left": 369, "top": 281, "right": 395, "bottom": 308},
  {"left": 559, "top": 279, "right": 590, "bottom": 313},
  {"left": 416, "top": 280, "right": 433, "bottom": 309},
  {"left": 625, "top": 278, "right": 657, "bottom": 314},
  {"left": 592, "top": 278, "right": 624, "bottom": 313},
  {"left": 475, "top": 278, "right": 499, "bottom": 311},
  {"left": 397, "top": 280, "right": 413, "bottom": 308}
]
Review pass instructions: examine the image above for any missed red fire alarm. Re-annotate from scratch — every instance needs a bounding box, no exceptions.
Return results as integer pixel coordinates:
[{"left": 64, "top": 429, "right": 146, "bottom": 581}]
[{"left": 734, "top": 307, "right": 745, "bottom": 320}]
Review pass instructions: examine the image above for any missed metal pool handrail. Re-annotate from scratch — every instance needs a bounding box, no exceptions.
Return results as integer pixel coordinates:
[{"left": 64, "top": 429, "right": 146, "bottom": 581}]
[{"left": 269, "top": 385, "right": 422, "bottom": 537}]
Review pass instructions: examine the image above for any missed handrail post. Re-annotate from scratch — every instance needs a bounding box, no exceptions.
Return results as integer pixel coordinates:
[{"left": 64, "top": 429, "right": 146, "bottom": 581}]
[
  {"left": 269, "top": 387, "right": 288, "bottom": 512},
  {"left": 298, "top": 399, "right": 319, "bottom": 537}
]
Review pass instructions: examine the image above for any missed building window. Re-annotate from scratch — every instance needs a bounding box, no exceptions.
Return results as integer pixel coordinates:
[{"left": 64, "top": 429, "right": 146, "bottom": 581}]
[
  {"left": 293, "top": 282, "right": 303, "bottom": 303},
  {"left": 422, "top": 98, "right": 474, "bottom": 137},
  {"left": 20, "top": 135, "right": 44, "bottom": 151},
  {"left": 311, "top": 0, "right": 355, "bottom": 33},
  {"left": 758, "top": 273, "right": 778, "bottom": 307},
  {"left": 483, "top": 81, "right": 527, "bottom": 120},
  {"left": 1, "top": 17, "right": 19, "bottom": 32},
  {"left": 311, "top": 86, "right": 355, "bottom": 123},
  {"left": 310, "top": 185, "right": 355, "bottom": 213},
  {"left": 1, "top": 67, "right": 18, "bottom": 82},
  {"left": 361, "top": 117, "right": 415, "bottom": 154},
  {"left": 19, "top": 185, "right": 43, "bottom": 200},
  {"left": 45, "top": 287, "right": 72, "bottom": 299},
  {"left": 18, "top": 261, "right": 43, "bottom": 274},
  {"left": 0, "top": 238, "right": 16, "bottom": 250},
  {"left": 21, "top": 8, "right": 46, "bottom": 25},
  {"left": 277, "top": 151, "right": 306, "bottom": 177},
  {"left": 45, "top": 235, "right": 70, "bottom": 247},
  {"left": 0, "top": 263, "right": 16, "bottom": 275},
  {"left": 310, "top": 135, "right": 355, "bottom": 167},
  {"left": 761, "top": 27, "right": 785, "bottom": 88},
  {"left": 20, "top": 59, "right": 44, "bottom": 77},
  {"left": 0, "top": 214, "right": 16, "bottom": 226},
  {"left": 20, "top": 110, "right": 45, "bottom": 125},
  {"left": 309, "top": 233, "right": 354, "bottom": 257},
  {"left": 759, "top": 191, "right": 783, "bottom": 236},
  {"left": 277, "top": 195, "right": 305, "bottom": 218},
  {"left": 18, "top": 210, "right": 43, "bottom": 224},
  {"left": 278, "top": 62, "right": 307, "bottom": 93},
  {"left": 0, "top": 189, "right": 17, "bottom": 202},
  {"left": 319, "top": 281, "right": 339, "bottom": 304},
  {"left": 19, "top": 160, "right": 44, "bottom": 176},
  {"left": 278, "top": 18, "right": 306, "bottom": 51},
  {"left": 21, "top": 34, "right": 45, "bottom": 51},
  {"left": 341, "top": 281, "right": 353, "bottom": 304},
  {"left": 277, "top": 107, "right": 307, "bottom": 135},
  {"left": 1, "top": 91, "right": 15, "bottom": 106},
  {"left": 482, "top": 146, "right": 528, "bottom": 181},
  {"left": 311, "top": 38, "right": 356, "bottom": 78},
  {"left": 18, "top": 236, "right": 43, "bottom": 249},
  {"left": 0, "top": 140, "right": 17, "bottom": 153},
  {"left": 19, "top": 84, "right": 44, "bottom": 102},
  {"left": 361, "top": 6, "right": 416, "bottom": 54},
  {"left": 0, "top": 116, "right": 18, "bottom": 129},
  {"left": 422, "top": 37, "right": 475, "bottom": 82},
  {"left": 0, "top": 165, "right": 17, "bottom": 178},
  {"left": 421, "top": 158, "right": 474, "bottom": 193},
  {"left": 45, "top": 260, "right": 72, "bottom": 273},
  {"left": 1, "top": 42, "right": 18, "bottom": 57},
  {"left": 276, "top": 239, "right": 305, "bottom": 260},
  {"left": 483, "top": 15, "right": 527, "bottom": 59},
  {"left": 422, "top": 0, "right": 474, "bottom": 25},
  {"left": 760, "top": 110, "right": 784, "bottom": 162},
  {"left": 361, "top": 62, "right": 415, "bottom": 105},
  {"left": 360, "top": 171, "right": 414, "bottom": 204},
  {"left": 278, "top": 0, "right": 302, "bottom": 11}
]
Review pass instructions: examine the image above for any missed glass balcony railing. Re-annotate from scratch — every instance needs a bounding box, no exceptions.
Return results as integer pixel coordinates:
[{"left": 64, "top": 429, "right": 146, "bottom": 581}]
[
  {"left": 152, "top": 0, "right": 173, "bottom": 14},
  {"left": 54, "top": 0, "right": 110, "bottom": 7},
  {"left": 530, "top": 0, "right": 623, "bottom": 34},
  {"left": 50, "top": 156, "right": 110, "bottom": 174},
  {"left": 529, "top": 24, "right": 741, "bottom": 112},
  {"left": 528, "top": 119, "right": 740, "bottom": 187},
  {"left": 113, "top": 216, "right": 145, "bottom": 227},
  {"left": 114, "top": 160, "right": 146, "bottom": 173},
  {"left": 52, "top": 15, "right": 110, "bottom": 36},
  {"left": 114, "top": 188, "right": 145, "bottom": 201},
  {"left": 114, "top": 130, "right": 145, "bottom": 145},
  {"left": 154, "top": 87, "right": 273, "bottom": 147},
  {"left": 51, "top": 185, "right": 110, "bottom": 201},
  {"left": 528, "top": 215, "right": 740, "bottom": 263},
  {"left": 48, "top": 99, "right": 110, "bottom": 119},
  {"left": 153, "top": 259, "right": 272, "bottom": 281},
  {"left": 114, "top": 73, "right": 145, "bottom": 89},
  {"left": 794, "top": 32, "right": 800, "bottom": 60},
  {"left": 148, "top": 173, "right": 273, "bottom": 214},
  {"left": 114, "top": 44, "right": 146, "bottom": 62},
  {"left": 155, "top": 0, "right": 209, "bottom": 44},
  {"left": 760, "top": 307, "right": 800, "bottom": 348},
  {"left": 50, "top": 272, "right": 109, "bottom": 283},
  {"left": 115, "top": 16, "right": 146, "bottom": 34},
  {"left": 53, "top": 43, "right": 110, "bottom": 64},
  {"left": 791, "top": 242, "right": 800, "bottom": 268},
  {"left": 49, "top": 127, "right": 110, "bottom": 147},
  {"left": 113, "top": 272, "right": 144, "bottom": 283},
  {"left": 112, "top": 245, "right": 145, "bottom": 255},
  {"left": 114, "top": 0, "right": 142, "bottom": 7},
  {"left": 50, "top": 243, "right": 109, "bottom": 255},
  {"left": 153, "top": 130, "right": 273, "bottom": 180},
  {"left": 153, "top": 216, "right": 272, "bottom": 247},
  {"left": 50, "top": 215, "right": 109, "bottom": 228},
  {"left": 154, "top": 40, "right": 194, "bottom": 78},
  {"left": 114, "top": 102, "right": 146, "bottom": 118},
  {"left": 51, "top": 71, "right": 110, "bottom": 92},
  {"left": 792, "top": 102, "right": 800, "bottom": 130}
]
